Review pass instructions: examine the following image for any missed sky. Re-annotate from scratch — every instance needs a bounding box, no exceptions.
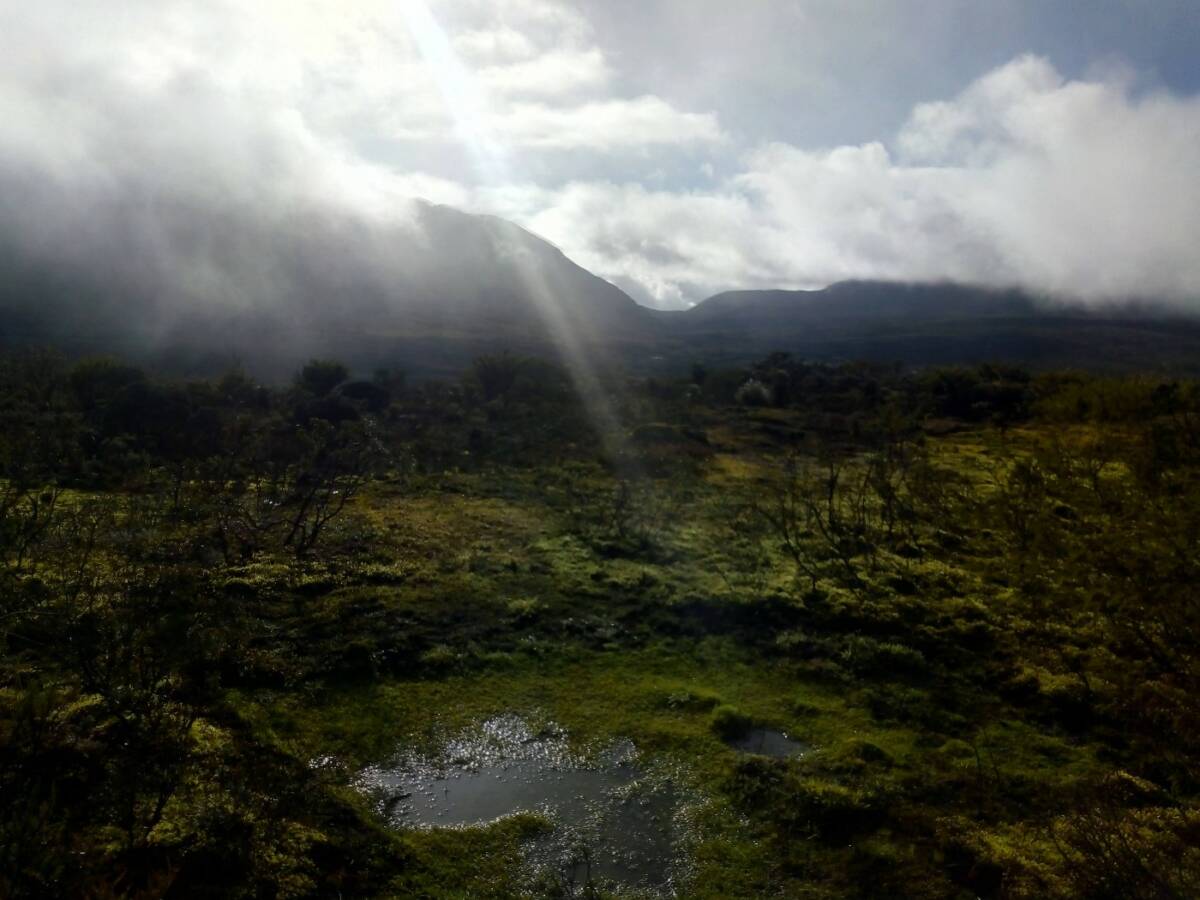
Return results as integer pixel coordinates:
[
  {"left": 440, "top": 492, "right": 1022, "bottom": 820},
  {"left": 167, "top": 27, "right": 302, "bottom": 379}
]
[{"left": 2, "top": 0, "right": 1199, "bottom": 310}]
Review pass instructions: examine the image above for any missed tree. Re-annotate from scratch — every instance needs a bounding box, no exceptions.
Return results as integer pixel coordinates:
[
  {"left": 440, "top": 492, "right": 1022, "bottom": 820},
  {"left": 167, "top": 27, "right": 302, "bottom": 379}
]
[
  {"left": 294, "top": 359, "right": 349, "bottom": 398},
  {"left": 208, "top": 415, "right": 378, "bottom": 561}
]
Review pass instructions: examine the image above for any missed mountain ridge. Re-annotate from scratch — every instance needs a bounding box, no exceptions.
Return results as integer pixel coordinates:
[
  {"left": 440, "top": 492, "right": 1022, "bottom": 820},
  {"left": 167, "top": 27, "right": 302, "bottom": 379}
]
[{"left": 3, "top": 199, "right": 1200, "bottom": 377}]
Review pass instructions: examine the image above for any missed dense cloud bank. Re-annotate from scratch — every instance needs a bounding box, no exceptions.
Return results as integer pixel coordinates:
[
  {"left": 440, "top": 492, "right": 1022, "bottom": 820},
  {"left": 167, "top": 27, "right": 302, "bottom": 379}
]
[
  {"left": 498, "top": 57, "right": 1200, "bottom": 308},
  {"left": 0, "top": 2, "right": 1198, "bottom": 314}
]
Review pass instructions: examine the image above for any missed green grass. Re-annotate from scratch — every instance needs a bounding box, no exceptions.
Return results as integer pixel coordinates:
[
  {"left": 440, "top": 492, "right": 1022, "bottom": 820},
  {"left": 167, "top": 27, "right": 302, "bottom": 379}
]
[
  {"left": 217, "top": 426, "right": 1129, "bottom": 896},
  {"left": 9, "top": 388, "right": 1161, "bottom": 897},
  {"left": 231, "top": 639, "right": 931, "bottom": 897},
  {"left": 233, "top": 641, "right": 888, "bottom": 771}
]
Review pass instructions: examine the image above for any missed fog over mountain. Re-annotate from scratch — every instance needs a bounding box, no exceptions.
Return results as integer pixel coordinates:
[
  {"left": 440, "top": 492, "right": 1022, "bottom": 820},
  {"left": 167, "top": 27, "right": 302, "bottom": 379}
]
[
  {"left": 1, "top": 0, "right": 1199, "bottom": 345},
  {"left": 0, "top": 180, "right": 656, "bottom": 375}
]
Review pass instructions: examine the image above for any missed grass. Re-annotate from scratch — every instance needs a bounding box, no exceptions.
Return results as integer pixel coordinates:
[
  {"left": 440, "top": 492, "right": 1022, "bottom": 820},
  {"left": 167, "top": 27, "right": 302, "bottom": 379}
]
[
  {"left": 13, "top": 394, "right": 1149, "bottom": 897},
  {"left": 213, "top": 423, "right": 1130, "bottom": 896},
  {"left": 235, "top": 641, "right": 894, "bottom": 772},
  {"left": 234, "top": 643, "right": 899, "bottom": 896}
]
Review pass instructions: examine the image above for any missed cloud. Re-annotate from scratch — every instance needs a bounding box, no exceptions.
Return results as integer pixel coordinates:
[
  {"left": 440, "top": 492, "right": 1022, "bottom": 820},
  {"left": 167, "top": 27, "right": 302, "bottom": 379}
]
[
  {"left": 490, "top": 55, "right": 1200, "bottom": 308},
  {"left": 0, "top": 1, "right": 720, "bottom": 185},
  {"left": 492, "top": 96, "right": 723, "bottom": 150},
  {"left": 453, "top": 26, "right": 539, "bottom": 64},
  {"left": 0, "top": 1, "right": 1198, "bottom": 320},
  {"left": 482, "top": 182, "right": 762, "bottom": 308},
  {"left": 0, "top": 0, "right": 725, "bottom": 311},
  {"left": 478, "top": 48, "right": 612, "bottom": 98}
]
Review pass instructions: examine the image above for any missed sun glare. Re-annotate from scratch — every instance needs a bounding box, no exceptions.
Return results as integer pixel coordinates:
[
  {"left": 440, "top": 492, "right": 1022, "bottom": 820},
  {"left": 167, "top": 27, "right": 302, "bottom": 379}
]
[
  {"left": 397, "top": 0, "right": 507, "bottom": 185},
  {"left": 398, "top": 0, "right": 628, "bottom": 455}
]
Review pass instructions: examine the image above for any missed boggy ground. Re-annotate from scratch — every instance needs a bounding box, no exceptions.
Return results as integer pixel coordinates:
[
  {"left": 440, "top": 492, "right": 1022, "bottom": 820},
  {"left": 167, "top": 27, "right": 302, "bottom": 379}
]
[
  {"left": 222, "top": 425, "right": 1109, "bottom": 898},
  {"left": 3, "top": 354, "right": 1199, "bottom": 898}
]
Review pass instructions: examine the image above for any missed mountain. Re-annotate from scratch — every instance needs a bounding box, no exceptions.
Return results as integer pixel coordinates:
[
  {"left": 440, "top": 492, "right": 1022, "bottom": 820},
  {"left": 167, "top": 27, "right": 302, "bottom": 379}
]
[
  {"left": 684, "top": 281, "right": 1035, "bottom": 326},
  {"left": 0, "top": 201, "right": 658, "bottom": 378},
  {"left": 669, "top": 281, "right": 1200, "bottom": 374},
  {"left": 3, "top": 194, "right": 1200, "bottom": 378}
]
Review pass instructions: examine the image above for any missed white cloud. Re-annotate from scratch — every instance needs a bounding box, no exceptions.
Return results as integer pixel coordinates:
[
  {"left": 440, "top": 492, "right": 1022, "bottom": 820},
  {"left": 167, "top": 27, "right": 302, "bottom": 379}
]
[
  {"left": 0, "top": 1, "right": 1198, "bottom": 317},
  {"left": 0, "top": 0, "right": 721, "bottom": 194},
  {"left": 492, "top": 96, "right": 724, "bottom": 150},
  {"left": 481, "top": 180, "right": 769, "bottom": 308},
  {"left": 486, "top": 55, "right": 1200, "bottom": 307},
  {"left": 453, "top": 26, "right": 538, "bottom": 63},
  {"left": 479, "top": 48, "right": 612, "bottom": 98}
]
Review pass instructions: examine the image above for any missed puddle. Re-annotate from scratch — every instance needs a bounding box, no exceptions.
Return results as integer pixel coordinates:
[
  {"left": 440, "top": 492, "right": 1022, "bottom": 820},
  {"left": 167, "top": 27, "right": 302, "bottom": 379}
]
[
  {"left": 726, "top": 727, "right": 808, "bottom": 758},
  {"left": 356, "top": 715, "right": 683, "bottom": 893}
]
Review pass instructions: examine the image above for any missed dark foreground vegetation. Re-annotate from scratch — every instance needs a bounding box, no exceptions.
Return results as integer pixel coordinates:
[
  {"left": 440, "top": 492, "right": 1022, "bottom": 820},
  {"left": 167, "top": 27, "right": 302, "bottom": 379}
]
[{"left": 2, "top": 347, "right": 1199, "bottom": 898}]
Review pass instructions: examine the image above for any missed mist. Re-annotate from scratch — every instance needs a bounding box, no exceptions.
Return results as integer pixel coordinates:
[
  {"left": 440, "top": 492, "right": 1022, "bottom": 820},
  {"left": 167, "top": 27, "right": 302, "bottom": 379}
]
[{"left": 0, "top": 0, "right": 1198, "bottom": 338}]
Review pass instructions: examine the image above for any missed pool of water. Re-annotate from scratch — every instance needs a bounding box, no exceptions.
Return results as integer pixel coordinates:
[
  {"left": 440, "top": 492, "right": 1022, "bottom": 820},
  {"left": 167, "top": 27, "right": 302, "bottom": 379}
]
[
  {"left": 355, "top": 715, "right": 681, "bottom": 892},
  {"left": 726, "top": 727, "right": 809, "bottom": 758}
]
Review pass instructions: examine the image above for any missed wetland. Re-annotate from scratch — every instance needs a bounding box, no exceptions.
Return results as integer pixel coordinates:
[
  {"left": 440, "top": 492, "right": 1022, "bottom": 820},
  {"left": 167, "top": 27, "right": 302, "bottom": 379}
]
[{"left": 4, "top": 351, "right": 1200, "bottom": 898}]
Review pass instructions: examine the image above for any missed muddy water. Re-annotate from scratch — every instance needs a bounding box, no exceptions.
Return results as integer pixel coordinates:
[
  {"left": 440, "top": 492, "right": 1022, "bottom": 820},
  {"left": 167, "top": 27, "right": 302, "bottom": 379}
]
[
  {"left": 726, "top": 727, "right": 809, "bottom": 758},
  {"left": 356, "top": 716, "right": 681, "bottom": 892}
]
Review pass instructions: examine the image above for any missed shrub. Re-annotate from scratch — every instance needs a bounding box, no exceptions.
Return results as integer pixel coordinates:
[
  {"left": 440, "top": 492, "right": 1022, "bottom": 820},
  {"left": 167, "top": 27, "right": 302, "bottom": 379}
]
[
  {"left": 735, "top": 379, "right": 773, "bottom": 407},
  {"left": 505, "top": 597, "right": 543, "bottom": 621},
  {"left": 295, "top": 359, "right": 350, "bottom": 397},
  {"left": 787, "top": 777, "right": 879, "bottom": 841},
  {"left": 838, "top": 635, "right": 927, "bottom": 676},
  {"left": 419, "top": 644, "right": 462, "bottom": 671},
  {"left": 665, "top": 689, "right": 721, "bottom": 712}
]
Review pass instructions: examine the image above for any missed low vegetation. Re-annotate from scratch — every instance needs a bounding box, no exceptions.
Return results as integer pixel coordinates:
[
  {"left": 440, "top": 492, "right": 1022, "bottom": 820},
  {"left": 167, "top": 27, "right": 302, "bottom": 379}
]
[{"left": 2, "top": 347, "right": 1198, "bottom": 898}]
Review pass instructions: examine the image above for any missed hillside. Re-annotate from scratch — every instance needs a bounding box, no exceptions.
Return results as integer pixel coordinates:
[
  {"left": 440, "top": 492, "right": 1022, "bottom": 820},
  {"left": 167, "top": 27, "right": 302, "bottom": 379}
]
[
  {"left": 0, "top": 202, "right": 658, "bottom": 378},
  {"left": 4, "top": 198, "right": 1200, "bottom": 377},
  {"left": 669, "top": 281, "right": 1200, "bottom": 374}
]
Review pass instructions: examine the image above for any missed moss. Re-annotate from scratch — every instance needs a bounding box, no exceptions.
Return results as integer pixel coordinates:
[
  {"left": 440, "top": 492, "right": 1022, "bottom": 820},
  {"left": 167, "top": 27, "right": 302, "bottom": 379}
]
[
  {"left": 663, "top": 689, "right": 722, "bottom": 712},
  {"left": 13, "top": 365, "right": 1186, "bottom": 898}
]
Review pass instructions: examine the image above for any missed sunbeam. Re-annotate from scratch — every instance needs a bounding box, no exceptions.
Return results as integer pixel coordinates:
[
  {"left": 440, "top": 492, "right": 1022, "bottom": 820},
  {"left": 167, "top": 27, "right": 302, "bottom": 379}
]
[
  {"left": 398, "top": 0, "right": 628, "bottom": 457},
  {"left": 396, "top": 0, "right": 507, "bottom": 186}
]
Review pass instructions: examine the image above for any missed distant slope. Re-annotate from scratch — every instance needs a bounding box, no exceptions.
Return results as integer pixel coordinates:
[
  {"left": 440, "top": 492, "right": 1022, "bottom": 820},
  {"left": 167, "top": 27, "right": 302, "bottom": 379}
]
[
  {"left": 0, "top": 201, "right": 656, "bottom": 378},
  {"left": 349, "top": 203, "right": 652, "bottom": 341},
  {"left": 4, "top": 188, "right": 1200, "bottom": 379},
  {"left": 685, "top": 281, "right": 1035, "bottom": 327},
  {"left": 665, "top": 281, "right": 1200, "bottom": 374}
]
